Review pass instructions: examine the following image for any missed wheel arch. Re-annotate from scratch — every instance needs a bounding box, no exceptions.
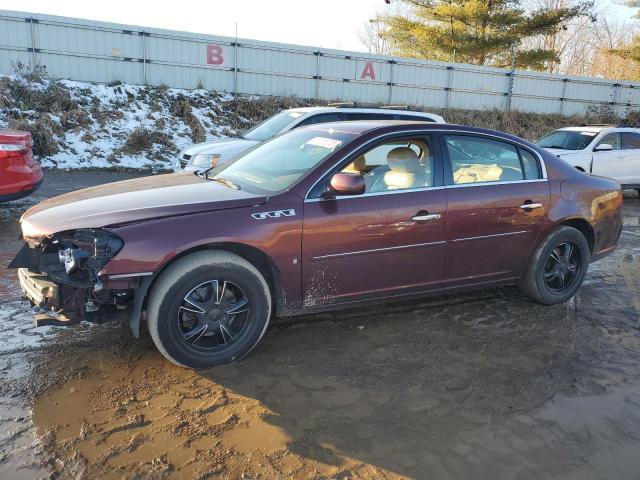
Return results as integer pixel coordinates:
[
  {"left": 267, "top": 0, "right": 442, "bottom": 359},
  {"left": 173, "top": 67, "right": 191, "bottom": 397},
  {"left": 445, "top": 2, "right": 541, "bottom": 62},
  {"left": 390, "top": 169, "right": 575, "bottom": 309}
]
[
  {"left": 555, "top": 217, "right": 595, "bottom": 253},
  {"left": 130, "top": 242, "right": 286, "bottom": 338}
]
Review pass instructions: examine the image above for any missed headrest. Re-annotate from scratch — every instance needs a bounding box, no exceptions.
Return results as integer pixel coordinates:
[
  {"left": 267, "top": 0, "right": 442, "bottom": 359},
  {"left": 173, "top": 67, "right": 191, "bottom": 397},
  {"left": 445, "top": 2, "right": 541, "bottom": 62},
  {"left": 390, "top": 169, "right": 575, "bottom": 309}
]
[
  {"left": 387, "top": 147, "right": 419, "bottom": 173},
  {"left": 351, "top": 155, "right": 367, "bottom": 172}
]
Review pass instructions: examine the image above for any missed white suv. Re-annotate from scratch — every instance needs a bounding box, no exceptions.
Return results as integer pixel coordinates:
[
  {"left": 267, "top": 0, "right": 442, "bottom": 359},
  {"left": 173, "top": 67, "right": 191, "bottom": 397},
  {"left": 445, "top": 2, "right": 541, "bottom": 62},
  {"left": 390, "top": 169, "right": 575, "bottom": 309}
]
[
  {"left": 174, "top": 107, "right": 445, "bottom": 172},
  {"left": 536, "top": 125, "right": 640, "bottom": 191}
]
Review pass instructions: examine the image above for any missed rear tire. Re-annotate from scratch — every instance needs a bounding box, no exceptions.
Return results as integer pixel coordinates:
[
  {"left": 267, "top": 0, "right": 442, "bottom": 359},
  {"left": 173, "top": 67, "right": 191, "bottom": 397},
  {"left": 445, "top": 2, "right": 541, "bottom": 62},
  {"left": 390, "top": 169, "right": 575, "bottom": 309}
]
[
  {"left": 520, "top": 226, "right": 590, "bottom": 305},
  {"left": 147, "top": 251, "right": 271, "bottom": 369}
]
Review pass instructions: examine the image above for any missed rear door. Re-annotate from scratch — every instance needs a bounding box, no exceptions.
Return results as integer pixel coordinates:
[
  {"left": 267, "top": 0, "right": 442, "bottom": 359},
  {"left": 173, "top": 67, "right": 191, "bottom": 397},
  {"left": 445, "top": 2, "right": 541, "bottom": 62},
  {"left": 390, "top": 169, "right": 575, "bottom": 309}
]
[
  {"left": 619, "top": 132, "right": 640, "bottom": 185},
  {"left": 441, "top": 134, "right": 550, "bottom": 284}
]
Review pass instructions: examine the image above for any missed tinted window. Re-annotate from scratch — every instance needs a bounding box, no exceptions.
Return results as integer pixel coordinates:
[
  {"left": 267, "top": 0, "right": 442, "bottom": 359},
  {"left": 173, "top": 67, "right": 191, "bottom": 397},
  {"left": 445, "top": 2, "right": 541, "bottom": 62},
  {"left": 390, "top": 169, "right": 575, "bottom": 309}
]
[
  {"left": 396, "top": 114, "right": 434, "bottom": 122},
  {"left": 343, "top": 112, "right": 391, "bottom": 121},
  {"left": 336, "top": 137, "right": 434, "bottom": 194},
  {"left": 622, "top": 132, "right": 640, "bottom": 149},
  {"left": 297, "top": 113, "right": 343, "bottom": 127},
  {"left": 446, "top": 135, "right": 524, "bottom": 184},
  {"left": 597, "top": 132, "right": 621, "bottom": 150},
  {"left": 519, "top": 148, "right": 542, "bottom": 180},
  {"left": 536, "top": 130, "right": 597, "bottom": 150}
]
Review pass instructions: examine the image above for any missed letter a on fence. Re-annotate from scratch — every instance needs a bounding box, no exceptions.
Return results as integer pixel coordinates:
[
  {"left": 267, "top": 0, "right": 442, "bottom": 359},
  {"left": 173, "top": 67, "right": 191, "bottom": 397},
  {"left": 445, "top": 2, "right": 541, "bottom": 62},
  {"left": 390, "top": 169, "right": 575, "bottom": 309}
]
[{"left": 360, "top": 62, "right": 376, "bottom": 80}]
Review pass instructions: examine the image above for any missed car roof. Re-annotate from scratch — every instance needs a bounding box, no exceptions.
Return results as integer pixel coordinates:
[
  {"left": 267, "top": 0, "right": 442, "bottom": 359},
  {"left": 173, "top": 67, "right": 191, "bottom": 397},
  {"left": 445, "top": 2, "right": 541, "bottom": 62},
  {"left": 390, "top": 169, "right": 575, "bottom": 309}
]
[
  {"left": 286, "top": 106, "right": 442, "bottom": 118},
  {"left": 301, "top": 120, "right": 534, "bottom": 145}
]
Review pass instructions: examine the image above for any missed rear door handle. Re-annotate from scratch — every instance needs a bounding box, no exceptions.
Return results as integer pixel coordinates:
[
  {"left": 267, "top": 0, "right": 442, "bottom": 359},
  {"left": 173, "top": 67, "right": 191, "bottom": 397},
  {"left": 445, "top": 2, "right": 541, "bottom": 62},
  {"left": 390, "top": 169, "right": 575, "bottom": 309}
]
[
  {"left": 412, "top": 212, "right": 441, "bottom": 221},
  {"left": 520, "top": 202, "right": 543, "bottom": 211}
]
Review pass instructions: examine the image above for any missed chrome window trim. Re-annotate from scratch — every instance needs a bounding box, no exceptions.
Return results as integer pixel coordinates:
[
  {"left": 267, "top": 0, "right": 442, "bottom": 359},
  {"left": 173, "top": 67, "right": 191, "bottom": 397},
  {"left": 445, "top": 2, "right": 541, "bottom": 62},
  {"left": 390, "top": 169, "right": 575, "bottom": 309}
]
[
  {"left": 304, "top": 185, "right": 446, "bottom": 203},
  {"left": 312, "top": 240, "right": 446, "bottom": 261},
  {"left": 445, "top": 179, "right": 547, "bottom": 189},
  {"left": 304, "top": 128, "right": 548, "bottom": 201}
]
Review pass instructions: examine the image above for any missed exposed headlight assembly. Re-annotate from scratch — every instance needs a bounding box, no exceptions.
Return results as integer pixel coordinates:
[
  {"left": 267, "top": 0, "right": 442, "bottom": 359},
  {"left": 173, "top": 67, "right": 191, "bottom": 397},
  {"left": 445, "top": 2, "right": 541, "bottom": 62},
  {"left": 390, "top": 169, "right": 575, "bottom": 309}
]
[
  {"left": 190, "top": 153, "right": 221, "bottom": 169},
  {"left": 55, "top": 229, "right": 124, "bottom": 283}
]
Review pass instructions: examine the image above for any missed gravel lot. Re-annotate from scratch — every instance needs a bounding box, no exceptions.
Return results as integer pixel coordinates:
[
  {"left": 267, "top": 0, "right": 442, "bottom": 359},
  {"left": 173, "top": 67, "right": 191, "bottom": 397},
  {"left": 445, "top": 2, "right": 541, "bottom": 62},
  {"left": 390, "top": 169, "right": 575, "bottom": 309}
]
[{"left": 1, "top": 171, "right": 640, "bottom": 479}]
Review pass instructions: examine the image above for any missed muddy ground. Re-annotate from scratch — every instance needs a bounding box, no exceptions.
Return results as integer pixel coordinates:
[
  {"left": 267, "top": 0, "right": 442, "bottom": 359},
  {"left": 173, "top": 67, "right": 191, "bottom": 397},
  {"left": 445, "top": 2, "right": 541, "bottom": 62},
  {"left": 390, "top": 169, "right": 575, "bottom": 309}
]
[{"left": 1, "top": 171, "right": 640, "bottom": 479}]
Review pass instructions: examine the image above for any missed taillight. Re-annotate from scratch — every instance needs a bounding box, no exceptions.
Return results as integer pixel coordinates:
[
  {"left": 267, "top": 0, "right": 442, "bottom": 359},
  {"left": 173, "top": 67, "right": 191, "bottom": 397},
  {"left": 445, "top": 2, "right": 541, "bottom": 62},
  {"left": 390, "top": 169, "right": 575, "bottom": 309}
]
[{"left": 0, "top": 144, "right": 27, "bottom": 159}]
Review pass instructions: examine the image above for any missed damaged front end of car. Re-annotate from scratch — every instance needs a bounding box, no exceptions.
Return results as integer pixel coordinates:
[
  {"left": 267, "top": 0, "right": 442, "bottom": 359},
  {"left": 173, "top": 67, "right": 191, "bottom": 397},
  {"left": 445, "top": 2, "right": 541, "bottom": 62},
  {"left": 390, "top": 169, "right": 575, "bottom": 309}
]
[{"left": 9, "top": 229, "right": 137, "bottom": 327}]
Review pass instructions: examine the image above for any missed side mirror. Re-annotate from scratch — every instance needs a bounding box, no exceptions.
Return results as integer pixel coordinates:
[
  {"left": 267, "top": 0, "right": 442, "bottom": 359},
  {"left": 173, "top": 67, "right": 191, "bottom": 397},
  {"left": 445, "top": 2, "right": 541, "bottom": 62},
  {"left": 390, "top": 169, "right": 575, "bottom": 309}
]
[
  {"left": 594, "top": 143, "right": 613, "bottom": 152},
  {"left": 324, "top": 173, "right": 366, "bottom": 197}
]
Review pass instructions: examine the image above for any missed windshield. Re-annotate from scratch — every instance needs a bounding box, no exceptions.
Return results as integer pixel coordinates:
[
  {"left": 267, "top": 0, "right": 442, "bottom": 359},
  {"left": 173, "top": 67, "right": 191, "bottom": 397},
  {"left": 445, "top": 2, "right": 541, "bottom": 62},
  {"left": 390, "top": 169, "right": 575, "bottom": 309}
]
[
  {"left": 212, "top": 127, "right": 357, "bottom": 194},
  {"left": 242, "top": 111, "right": 305, "bottom": 141},
  {"left": 536, "top": 130, "right": 597, "bottom": 150}
]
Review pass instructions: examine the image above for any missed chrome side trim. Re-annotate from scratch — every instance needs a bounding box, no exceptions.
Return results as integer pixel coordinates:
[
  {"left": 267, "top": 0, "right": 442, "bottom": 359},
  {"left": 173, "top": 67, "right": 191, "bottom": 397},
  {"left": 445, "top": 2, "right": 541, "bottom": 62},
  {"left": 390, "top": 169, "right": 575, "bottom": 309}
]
[
  {"left": 108, "top": 272, "right": 154, "bottom": 280},
  {"left": 452, "top": 230, "right": 528, "bottom": 243},
  {"left": 312, "top": 240, "right": 446, "bottom": 261},
  {"left": 304, "top": 128, "right": 548, "bottom": 200}
]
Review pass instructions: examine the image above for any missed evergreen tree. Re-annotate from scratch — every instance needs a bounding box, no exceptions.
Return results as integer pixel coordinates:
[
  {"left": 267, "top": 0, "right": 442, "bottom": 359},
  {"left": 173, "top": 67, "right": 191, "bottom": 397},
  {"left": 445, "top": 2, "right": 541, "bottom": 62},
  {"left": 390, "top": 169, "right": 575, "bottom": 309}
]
[{"left": 381, "top": 0, "right": 592, "bottom": 69}]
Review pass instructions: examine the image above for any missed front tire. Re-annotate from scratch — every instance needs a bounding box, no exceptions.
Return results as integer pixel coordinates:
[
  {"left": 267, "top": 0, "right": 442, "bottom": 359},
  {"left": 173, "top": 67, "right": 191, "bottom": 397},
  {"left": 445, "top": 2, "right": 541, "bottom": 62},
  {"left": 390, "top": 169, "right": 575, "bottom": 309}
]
[
  {"left": 147, "top": 251, "right": 271, "bottom": 368},
  {"left": 520, "top": 226, "right": 590, "bottom": 305}
]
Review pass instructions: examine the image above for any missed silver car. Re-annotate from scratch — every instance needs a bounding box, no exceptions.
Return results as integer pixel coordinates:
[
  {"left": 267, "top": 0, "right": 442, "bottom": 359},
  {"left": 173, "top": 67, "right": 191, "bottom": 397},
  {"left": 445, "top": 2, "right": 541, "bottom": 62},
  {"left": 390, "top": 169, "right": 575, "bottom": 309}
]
[{"left": 174, "top": 107, "right": 445, "bottom": 172}]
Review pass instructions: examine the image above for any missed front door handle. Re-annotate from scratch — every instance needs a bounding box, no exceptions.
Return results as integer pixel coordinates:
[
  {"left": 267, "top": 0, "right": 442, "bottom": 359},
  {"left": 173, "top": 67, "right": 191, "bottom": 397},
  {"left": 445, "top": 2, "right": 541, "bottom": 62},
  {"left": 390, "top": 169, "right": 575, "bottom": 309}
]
[
  {"left": 520, "top": 202, "right": 543, "bottom": 211},
  {"left": 412, "top": 211, "right": 441, "bottom": 222}
]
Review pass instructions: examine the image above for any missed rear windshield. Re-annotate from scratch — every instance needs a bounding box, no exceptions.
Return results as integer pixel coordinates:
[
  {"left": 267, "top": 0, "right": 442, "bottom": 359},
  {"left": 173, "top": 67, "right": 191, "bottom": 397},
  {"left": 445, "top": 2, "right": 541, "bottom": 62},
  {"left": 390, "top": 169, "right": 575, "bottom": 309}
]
[{"left": 536, "top": 130, "right": 597, "bottom": 150}]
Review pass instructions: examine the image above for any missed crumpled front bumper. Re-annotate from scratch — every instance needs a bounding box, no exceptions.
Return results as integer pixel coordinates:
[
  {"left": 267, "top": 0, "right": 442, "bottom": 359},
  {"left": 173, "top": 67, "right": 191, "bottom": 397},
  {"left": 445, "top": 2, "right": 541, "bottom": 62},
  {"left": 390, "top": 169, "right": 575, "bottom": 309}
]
[{"left": 18, "top": 268, "right": 59, "bottom": 309}]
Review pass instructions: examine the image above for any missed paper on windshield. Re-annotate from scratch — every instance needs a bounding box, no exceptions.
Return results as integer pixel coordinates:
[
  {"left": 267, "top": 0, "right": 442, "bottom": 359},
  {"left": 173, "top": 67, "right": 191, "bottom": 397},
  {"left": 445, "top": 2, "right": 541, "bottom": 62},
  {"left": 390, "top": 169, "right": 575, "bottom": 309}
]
[{"left": 306, "top": 137, "right": 343, "bottom": 150}]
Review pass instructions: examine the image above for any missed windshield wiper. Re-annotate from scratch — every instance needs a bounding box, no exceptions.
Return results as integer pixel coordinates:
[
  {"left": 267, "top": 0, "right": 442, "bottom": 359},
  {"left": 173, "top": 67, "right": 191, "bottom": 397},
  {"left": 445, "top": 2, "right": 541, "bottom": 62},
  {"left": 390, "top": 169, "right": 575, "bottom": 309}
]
[
  {"left": 541, "top": 145, "right": 568, "bottom": 149},
  {"left": 211, "top": 176, "right": 241, "bottom": 190}
]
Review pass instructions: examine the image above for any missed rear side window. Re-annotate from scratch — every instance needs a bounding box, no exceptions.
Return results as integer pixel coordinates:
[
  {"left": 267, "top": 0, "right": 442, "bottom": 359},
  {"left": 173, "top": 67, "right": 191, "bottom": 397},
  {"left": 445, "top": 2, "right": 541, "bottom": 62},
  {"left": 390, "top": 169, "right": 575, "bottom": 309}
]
[
  {"left": 597, "top": 132, "right": 621, "bottom": 150},
  {"left": 518, "top": 148, "right": 542, "bottom": 180},
  {"left": 395, "top": 114, "right": 434, "bottom": 122},
  {"left": 622, "top": 132, "right": 640, "bottom": 149},
  {"left": 445, "top": 135, "right": 526, "bottom": 184},
  {"left": 343, "top": 112, "right": 391, "bottom": 121}
]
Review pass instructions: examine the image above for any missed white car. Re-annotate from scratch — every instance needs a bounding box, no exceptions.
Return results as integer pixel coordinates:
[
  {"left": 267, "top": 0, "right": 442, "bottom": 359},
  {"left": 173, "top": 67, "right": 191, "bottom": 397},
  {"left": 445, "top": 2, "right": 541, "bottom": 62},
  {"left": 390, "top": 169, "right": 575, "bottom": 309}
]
[
  {"left": 536, "top": 125, "right": 640, "bottom": 191},
  {"left": 174, "top": 107, "right": 445, "bottom": 172}
]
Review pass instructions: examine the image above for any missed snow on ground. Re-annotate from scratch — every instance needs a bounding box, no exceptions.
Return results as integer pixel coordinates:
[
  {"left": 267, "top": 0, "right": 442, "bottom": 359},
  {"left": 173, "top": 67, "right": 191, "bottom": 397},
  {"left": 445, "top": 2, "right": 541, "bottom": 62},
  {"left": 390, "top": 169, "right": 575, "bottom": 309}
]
[{"left": 0, "top": 71, "right": 288, "bottom": 171}]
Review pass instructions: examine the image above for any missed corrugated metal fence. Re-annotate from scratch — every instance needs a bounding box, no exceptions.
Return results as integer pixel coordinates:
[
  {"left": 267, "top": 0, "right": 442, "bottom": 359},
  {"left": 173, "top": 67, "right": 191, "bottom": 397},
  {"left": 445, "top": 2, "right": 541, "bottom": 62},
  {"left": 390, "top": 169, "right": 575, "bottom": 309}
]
[{"left": 1, "top": 9, "right": 638, "bottom": 116}]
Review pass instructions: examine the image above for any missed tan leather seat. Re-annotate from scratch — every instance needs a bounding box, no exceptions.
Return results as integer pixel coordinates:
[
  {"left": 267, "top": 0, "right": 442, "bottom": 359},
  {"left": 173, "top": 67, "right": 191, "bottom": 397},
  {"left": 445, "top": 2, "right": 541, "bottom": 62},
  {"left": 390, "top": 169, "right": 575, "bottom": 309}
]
[
  {"left": 453, "top": 164, "right": 503, "bottom": 184},
  {"left": 384, "top": 147, "right": 424, "bottom": 190},
  {"left": 342, "top": 155, "right": 367, "bottom": 174}
]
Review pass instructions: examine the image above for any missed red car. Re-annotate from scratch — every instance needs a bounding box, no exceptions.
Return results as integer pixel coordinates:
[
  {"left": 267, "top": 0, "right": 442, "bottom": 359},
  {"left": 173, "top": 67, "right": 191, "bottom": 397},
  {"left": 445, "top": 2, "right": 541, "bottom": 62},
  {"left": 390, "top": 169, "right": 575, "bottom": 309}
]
[
  {"left": 10, "top": 122, "right": 622, "bottom": 368},
  {"left": 0, "top": 129, "right": 43, "bottom": 203}
]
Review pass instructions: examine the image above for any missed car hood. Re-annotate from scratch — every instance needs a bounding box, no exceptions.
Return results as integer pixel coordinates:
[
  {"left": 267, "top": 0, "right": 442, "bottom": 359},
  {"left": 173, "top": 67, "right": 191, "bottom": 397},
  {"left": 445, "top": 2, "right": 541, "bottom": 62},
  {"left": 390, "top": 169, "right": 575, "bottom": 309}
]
[
  {"left": 182, "top": 138, "right": 259, "bottom": 156},
  {"left": 542, "top": 148, "right": 582, "bottom": 157},
  {"left": 20, "top": 173, "right": 266, "bottom": 241}
]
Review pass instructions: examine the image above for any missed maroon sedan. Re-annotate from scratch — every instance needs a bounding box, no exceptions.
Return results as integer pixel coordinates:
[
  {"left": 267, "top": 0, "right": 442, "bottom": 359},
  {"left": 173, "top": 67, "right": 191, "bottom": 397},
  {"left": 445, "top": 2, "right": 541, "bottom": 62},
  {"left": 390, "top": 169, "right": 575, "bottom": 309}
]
[{"left": 10, "top": 122, "right": 622, "bottom": 368}]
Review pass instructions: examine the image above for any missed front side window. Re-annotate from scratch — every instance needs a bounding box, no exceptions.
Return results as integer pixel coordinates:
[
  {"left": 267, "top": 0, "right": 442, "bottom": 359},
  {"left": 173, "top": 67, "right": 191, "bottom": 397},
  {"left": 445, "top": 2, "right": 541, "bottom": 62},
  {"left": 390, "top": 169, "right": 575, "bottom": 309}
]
[
  {"left": 536, "top": 130, "right": 597, "bottom": 150},
  {"left": 446, "top": 135, "right": 528, "bottom": 184},
  {"left": 296, "top": 113, "right": 343, "bottom": 127},
  {"left": 337, "top": 137, "right": 434, "bottom": 193},
  {"left": 596, "top": 132, "right": 621, "bottom": 150},
  {"left": 242, "top": 111, "right": 305, "bottom": 141},
  {"left": 622, "top": 132, "right": 640, "bottom": 149},
  {"left": 212, "top": 128, "right": 356, "bottom": 194}
]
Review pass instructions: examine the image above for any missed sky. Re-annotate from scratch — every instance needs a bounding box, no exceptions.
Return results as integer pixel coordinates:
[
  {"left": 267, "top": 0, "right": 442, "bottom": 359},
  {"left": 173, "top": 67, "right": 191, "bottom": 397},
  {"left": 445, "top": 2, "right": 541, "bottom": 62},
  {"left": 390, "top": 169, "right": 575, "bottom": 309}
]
[{"left": 0, "top": 0, "right": 637, "bottom": 52}]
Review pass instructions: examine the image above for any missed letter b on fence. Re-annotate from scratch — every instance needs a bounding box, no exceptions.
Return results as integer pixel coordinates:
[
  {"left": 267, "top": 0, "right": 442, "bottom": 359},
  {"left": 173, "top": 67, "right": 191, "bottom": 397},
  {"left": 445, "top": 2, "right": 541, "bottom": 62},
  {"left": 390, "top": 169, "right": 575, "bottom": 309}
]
[{"left": 207, "top": 44, "right": 224, "bottom": 65}]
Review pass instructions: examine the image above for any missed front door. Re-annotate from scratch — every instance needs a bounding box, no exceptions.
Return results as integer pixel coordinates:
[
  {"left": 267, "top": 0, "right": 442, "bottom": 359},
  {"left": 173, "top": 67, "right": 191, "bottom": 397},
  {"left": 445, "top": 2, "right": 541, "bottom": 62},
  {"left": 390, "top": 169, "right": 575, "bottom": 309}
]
[
  {"left": 441, "top": 134, "right": 550, "bottom": 283},
  {"left": 301, "top": 135, "right": 447, "bottom": 306},
  {"left": 591, "top": 132, "right": 628, "bottom": 183}
]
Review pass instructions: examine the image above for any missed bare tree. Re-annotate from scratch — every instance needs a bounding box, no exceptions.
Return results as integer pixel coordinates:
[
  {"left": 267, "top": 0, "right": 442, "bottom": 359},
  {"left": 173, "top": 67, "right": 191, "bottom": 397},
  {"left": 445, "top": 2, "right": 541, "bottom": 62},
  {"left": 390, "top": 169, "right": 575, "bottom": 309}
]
[{"left": 358, "top": 18, "right": 391, "bottom": 55}]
